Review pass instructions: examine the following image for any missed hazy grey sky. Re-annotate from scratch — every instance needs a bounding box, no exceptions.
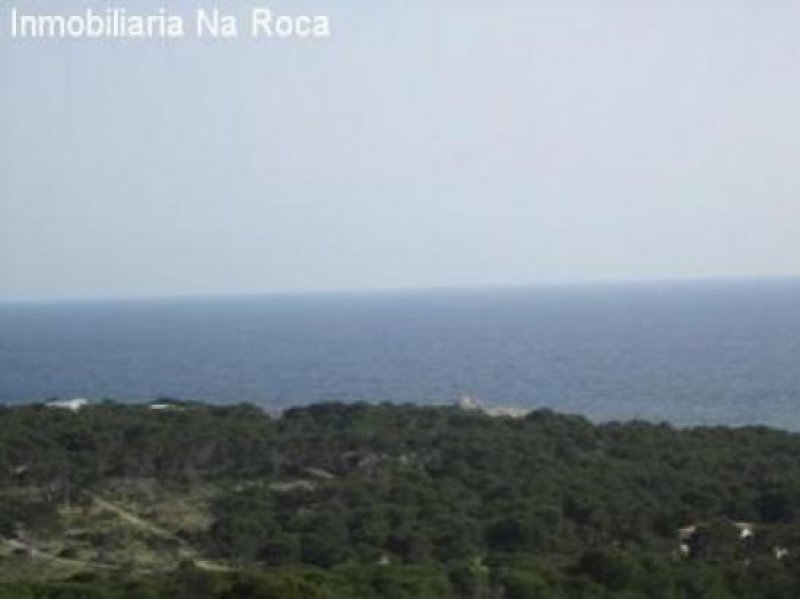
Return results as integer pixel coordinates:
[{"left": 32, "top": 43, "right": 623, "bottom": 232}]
[{"left": 2, "top": 0, "right": 799, "bottom": 300}]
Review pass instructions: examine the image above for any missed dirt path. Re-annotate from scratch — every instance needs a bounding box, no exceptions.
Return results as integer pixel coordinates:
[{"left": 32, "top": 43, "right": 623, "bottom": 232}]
[
  {"left": 87, "top": 492, "right": 181, "bottom": 542},
  {"left": 87, "top": 492, "right": 232, "bottom": 572},
  {"left": 1, "top": 537, "right": 116, "bottom": 570}
]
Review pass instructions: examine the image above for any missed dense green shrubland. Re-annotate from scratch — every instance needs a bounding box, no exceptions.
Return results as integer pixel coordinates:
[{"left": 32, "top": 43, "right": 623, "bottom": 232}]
[{"left": 2, "top": 400, "right": 800, "bottom": 597}]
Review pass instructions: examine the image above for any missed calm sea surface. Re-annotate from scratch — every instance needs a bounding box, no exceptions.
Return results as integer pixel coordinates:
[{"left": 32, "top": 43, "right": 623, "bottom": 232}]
[{"left": 2, "top": 280, "right": 800, "bottom": 429}]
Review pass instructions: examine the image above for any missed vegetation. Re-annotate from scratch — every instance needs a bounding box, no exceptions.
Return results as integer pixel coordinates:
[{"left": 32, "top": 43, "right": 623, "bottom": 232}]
[{"left": 3, "top": 400, "right": 800, "bottom": 597}]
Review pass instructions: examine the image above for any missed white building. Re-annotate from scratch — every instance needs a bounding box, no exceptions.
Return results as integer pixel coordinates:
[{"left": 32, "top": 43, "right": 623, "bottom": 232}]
[{"left": 46, "top": 398, "right": 89, "bottom": 411}]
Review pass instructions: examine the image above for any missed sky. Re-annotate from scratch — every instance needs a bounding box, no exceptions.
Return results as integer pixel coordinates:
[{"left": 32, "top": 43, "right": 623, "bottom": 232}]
[{"left": 1, "top": 0, "right": 799, "bottom": 301}]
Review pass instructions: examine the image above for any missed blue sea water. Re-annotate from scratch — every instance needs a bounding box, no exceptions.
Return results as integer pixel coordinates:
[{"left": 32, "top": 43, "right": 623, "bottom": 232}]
[{"left": 2, "top": 279, "right": 800, "bottom": 429}]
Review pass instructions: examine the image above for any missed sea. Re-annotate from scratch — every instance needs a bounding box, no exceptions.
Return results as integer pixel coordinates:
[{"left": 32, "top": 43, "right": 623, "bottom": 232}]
[{"left": 2, "top": 278, "right": 800, "bottom": 430}]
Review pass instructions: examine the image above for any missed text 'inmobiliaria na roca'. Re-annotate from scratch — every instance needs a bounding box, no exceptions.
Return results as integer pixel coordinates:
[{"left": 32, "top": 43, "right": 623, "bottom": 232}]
[{"left": 9, "top": 7, "right": 332, "bottom": 40}]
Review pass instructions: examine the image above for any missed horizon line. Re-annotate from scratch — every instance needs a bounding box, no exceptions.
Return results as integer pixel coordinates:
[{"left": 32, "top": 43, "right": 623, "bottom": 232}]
[{"left": 2, "top": 273, "right": 800, "bottom": 306}]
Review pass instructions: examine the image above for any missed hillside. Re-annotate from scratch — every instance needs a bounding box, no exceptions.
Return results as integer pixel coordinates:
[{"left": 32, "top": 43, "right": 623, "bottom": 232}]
[{"left": 2, "top": 400, "right": 800, "bottom": 597}]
